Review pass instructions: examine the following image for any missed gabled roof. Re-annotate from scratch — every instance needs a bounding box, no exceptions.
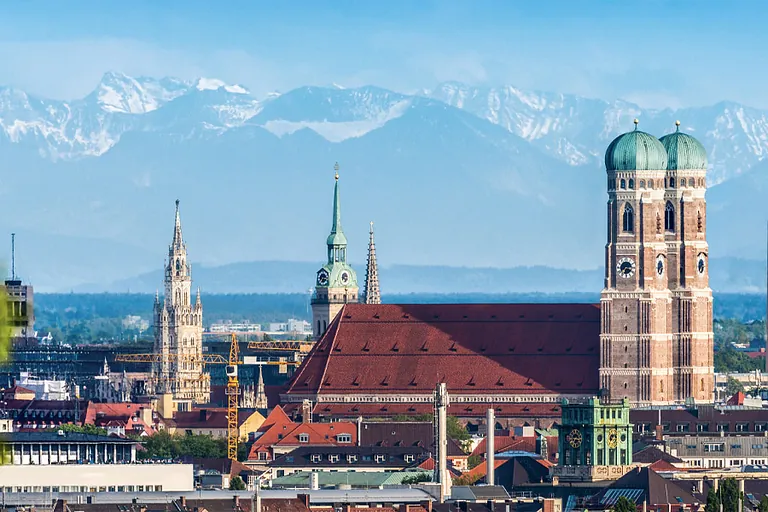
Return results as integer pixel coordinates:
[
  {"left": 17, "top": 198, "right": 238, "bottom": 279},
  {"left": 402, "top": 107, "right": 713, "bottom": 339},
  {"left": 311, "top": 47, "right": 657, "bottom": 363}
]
[
  {"left": 84, "top": 402, "right": 147, "bottom": 425},
  {"left": 285, "top": 303, "right": 600, "bottom": 397},
  {"left": 272, "top": 422, "right": 357, "bottom": 447},
  {"left": 360, "top": 421, "right": 465, "bottom": 456},
  {"left": 632, "top": 445, "right": 683, "bottom": 464},
  {"left": 471, "top": 435, "right": 558, "bottom": 463},
  {"left": 593, "top": 467, "right": 698, "bottom": 506}
]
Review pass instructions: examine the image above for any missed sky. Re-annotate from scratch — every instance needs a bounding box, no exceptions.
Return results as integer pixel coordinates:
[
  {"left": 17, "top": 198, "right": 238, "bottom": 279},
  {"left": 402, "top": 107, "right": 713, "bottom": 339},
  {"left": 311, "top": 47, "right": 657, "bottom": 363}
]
[{"left": 0, "top": 1, "right": 766, "bottom": 108}]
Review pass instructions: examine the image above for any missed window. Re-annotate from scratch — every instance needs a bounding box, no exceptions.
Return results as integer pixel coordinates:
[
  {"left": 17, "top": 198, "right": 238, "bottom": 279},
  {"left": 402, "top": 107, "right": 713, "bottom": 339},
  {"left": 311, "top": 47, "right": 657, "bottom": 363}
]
[
  {"left": 736, "top": 423, "right": 749, "bottom": 432},
  {"left": 622, "top": 204, "right": 634, "bottom": 232},
  {"left": 628, "top": 179, "right": 635, "bottom": 189},
  {"left": 299, "top": 433, "right": 309, "bottom": 443},
  {"left": 731, "top": 444, "right": 743, "bottom": 450},
  {"left": 669, "top": 177, "right": 676, "bottom": 188},
  {"left": 752, "top": 444, "right": 764, "bottom": 450},
  {"left": 329, "top": 454, "right": 340, "bottom": 463},
  {"left": 664, "top": 202, "right": 675, "bottom": 232},
  {"left": 337, "top": 434, "right": 352, "bottom": 443},
  {"left": 696, "top": 423, "right": 709, "bottom": 432},
  {"left": 347, "top": 454, "right": 358, "bottom": 463},
  {"left": 756, "top": 424, "right": 767, "bottom": 432},
  {"left": 620, "top": 179, "right": 626, "bottom": 189},
  {"left": 704, "top": 443, "right": 724, "bottom": 452},
  {"left": 717, "top": 424, "right": 729, "bottom": 433},
  {"left": 404, "top": 454, "right": 415, "bottom": 463},
  {"left": 676, "top": 423, "right": 690, "bottom": 433},
  {"left": 310, "top": 454, "right": 321, "bottom": 463},
  {"left": 374, "top": 454, "right": 386, "bottom": 463},
  {"left": 639, "top": 180, "right": 645, "bottom": 188}
]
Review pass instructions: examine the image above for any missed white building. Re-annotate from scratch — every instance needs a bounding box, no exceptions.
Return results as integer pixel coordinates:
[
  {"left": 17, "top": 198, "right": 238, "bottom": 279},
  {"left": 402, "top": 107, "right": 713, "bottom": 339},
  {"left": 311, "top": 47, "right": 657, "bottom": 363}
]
[{"left": 0, "top": 431, "right": 193, "bottom": 492}]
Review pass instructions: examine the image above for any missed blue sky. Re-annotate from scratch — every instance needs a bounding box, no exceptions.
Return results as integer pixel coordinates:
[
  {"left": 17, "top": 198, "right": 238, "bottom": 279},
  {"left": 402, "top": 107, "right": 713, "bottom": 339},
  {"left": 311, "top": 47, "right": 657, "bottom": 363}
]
[{"left": 0, "top": 1, "right": 765, "bottom": 108}]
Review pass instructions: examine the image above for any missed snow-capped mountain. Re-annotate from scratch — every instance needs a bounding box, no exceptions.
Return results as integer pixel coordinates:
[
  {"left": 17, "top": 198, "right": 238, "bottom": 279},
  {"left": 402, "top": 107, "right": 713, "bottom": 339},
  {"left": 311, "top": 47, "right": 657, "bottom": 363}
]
[
  {"left": 426, "top": 82, "right": 768, "bottom": 184},
  {"left": 0, "top": 72, "right": 766, "bottom": 291}
]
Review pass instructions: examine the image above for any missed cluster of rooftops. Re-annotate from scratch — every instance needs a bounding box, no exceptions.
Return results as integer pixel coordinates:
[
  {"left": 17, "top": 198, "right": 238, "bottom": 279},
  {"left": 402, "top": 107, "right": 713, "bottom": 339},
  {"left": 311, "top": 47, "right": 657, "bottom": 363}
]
[{"left": 605, "top": 120, "right": 708, "bottom": 171}]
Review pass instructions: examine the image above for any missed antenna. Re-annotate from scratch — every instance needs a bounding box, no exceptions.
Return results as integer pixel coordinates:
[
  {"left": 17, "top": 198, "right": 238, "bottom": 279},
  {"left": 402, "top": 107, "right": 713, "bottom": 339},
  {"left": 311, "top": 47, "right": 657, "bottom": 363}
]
[
  {"left": 765, "top": 221, "right": 767, "bottom": 376},
  {"left": 11, "top": 233, "right": 16, "bottom": 280}
]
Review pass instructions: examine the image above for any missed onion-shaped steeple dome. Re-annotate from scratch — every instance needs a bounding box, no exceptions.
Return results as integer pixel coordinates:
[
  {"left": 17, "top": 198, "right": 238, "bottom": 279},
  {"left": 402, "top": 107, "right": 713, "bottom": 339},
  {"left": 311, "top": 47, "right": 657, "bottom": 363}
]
[
  {"left": 605, "top": 119, "right": 668, "bottom": 171},
  {"left": 659, "top": 121, "right": 707, "bottom": 170}
]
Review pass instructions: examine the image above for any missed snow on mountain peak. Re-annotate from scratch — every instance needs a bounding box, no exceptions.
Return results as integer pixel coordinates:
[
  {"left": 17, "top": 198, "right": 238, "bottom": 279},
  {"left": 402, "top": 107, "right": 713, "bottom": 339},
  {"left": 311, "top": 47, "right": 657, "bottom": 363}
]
[
  {"left": 92, "top": 71, "right": 190, "bottom": 114},
  {"left": 195, "top": 78, "right": 249, "bottom": 95}
]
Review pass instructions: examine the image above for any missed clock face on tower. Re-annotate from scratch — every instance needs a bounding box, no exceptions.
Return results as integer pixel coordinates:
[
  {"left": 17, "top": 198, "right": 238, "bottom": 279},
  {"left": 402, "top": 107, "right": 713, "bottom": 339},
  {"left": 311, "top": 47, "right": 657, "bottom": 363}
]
[
  {"left": 341, "top": 271, "right": 350, "bottom": 284},
  {"left": 607, "top": 428, "right": 618, "bottom": 448},
  {"left": 617, "top": 257, "right": 636, "bottom": 279},
  {"left": 656, "top": 255, "right": 665, "bottom": 277},
  {"left": 697, "top": 253, "right": 706, "bottom": 275},
  {"left": 566, "top": 429, "right": 582, "bottom": 449},
  {"left": 317, "top": 269, "right": 329, "bottom": 286}
]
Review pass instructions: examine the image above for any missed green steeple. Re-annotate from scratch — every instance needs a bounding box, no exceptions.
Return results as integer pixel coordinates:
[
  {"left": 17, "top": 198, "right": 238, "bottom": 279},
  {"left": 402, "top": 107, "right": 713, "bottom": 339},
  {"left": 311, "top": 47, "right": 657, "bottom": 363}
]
[
  {"left": 326, "top": 163, "right": 348, "bottom": 251},
  {"left": 314, "top": 163, "right": 358, "bottom": 291}
]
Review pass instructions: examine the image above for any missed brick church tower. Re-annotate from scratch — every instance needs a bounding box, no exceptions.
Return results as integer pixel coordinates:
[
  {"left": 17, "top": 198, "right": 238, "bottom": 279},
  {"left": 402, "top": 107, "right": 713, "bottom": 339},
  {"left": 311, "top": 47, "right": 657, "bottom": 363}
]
[
  {"left": 599, "top": 120, "right": 713, "bottom": 405},
  {"left": 659, "top": 122, "right": 714, "bottom": 402}
]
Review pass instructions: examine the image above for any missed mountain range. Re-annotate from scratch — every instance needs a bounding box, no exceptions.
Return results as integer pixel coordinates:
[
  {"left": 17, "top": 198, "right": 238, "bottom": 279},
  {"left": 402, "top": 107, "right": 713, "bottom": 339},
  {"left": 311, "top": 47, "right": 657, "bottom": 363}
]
[{"left": 0, "top": 72, "right": 766, "bottom": 292}]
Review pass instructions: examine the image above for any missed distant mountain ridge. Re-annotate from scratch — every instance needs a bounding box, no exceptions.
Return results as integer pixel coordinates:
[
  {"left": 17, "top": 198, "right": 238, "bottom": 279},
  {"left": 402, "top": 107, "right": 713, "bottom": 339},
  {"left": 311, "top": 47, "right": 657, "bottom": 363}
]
[
  {"left": 73, "top": 257, "right": 766, "bottom": 295},
  {"left": 0, "top": 72, "right": 766, "bottom": 291}
]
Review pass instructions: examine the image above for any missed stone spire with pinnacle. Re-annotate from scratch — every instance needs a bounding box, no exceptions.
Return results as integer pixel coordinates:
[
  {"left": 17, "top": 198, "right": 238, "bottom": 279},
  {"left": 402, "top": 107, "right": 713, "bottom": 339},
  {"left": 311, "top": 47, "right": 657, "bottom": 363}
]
[
  {"left": 172, "top": 199, "right": 184, "bottom": 249},
  {"left": 363, "top": 221, "right": 381, "bottom": 304},
  {"left": 255, "top": 364, "right": 267, "bottom": 409}
]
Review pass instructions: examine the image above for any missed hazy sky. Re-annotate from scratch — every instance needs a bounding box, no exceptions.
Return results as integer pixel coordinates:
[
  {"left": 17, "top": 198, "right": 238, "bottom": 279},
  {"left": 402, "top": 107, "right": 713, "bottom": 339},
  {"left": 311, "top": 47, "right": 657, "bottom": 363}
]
[{"left": 0, "top": 1, "right": 765, "bottom": 108}]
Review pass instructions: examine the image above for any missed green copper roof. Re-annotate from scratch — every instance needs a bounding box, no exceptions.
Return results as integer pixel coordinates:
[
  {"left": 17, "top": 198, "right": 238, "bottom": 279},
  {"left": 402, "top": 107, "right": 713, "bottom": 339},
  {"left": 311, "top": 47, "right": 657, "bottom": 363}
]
[
  {"left": 605, "top": 123, "right": 668, "bottom": 171},
  {"left": 659, "top": 124, "right": 707, "bottom": 170},
  {"left": 326, "top": 174, "right": 348, "bottom": 247}
]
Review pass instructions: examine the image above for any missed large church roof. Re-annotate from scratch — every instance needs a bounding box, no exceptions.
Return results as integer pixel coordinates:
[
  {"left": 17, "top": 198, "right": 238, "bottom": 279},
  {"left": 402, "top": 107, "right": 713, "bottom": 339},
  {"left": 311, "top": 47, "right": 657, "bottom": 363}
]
[{"left": 285, "top": 303, "right": 601, "bottom": 398}]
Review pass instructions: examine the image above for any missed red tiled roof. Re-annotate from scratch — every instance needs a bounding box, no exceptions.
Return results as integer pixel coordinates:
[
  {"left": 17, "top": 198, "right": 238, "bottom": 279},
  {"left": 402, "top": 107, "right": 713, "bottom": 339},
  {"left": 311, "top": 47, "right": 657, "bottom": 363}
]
[
  {"left": 84, "top": 403, "right": 146, "bottom": 424},
  {"left": 175, "top": 409, "right": 229, "bottom": 429},
  {"left": 471, "top": 435, "right": 558, "bottom": 461},
  {"left": 649, "top": 459, "right": 678, "bottom": 472},
  {"left": 305, "top": 402, "right": 563, "bottom": 421},
  {"left": 727, "top": 391, "right": 746, "bottom": 406},
  {"left": 285, "top": 303, "right": 600, "bottom": 397}
]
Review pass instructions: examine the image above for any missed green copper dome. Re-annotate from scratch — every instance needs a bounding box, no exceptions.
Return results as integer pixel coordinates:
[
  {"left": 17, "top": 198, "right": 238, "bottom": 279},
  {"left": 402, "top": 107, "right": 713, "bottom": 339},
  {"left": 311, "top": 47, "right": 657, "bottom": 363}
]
[
  {"left": 605, "top": 122, "right": 668, "bottom": 171},
  {"left": 659, "top": 123, "right": 707, "bottom": 170}
]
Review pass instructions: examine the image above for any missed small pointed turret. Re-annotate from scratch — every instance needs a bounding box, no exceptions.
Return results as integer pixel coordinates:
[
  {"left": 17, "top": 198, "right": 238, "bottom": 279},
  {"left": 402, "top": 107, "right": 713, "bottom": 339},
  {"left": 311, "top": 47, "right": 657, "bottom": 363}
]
[
  {"left": 196, "top": 287, "right": 201, "bottom": 306},
  {"left": 155, "top": 290, "right": 160, "bottom": 304},
  {"left": 364, "top": 221, "right": 381, "bottom": 304},
  {"left": 255, "top": 365, "right": 267, "bottom": 409},
  {"left": 172, "top": 199, "right": 183, "bottom": 248},
  {"left": 326, "top": 163, "right": 348, "bottom": 256}
]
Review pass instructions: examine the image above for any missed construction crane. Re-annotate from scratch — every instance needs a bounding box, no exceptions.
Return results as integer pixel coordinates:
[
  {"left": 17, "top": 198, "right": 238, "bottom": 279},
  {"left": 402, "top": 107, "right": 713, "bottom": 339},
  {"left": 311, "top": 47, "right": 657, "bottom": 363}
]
[
  {"left": 205, "top": 332, "right": 314, "bottom": 353},
  {"left": 247, "top": 340, "right": 314, "bottom": 353},
  {"left": 225, "top": 333, "right": 239, "bottom": 461},
  {"left": 115, "top": 334, "right": 300, "bottom": 460}
]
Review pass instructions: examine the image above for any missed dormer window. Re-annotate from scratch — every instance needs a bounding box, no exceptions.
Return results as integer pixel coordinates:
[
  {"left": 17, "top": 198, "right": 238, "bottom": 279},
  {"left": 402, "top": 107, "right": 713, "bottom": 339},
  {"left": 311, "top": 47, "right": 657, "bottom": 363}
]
[
  {"left": 404, "top": 454, "right": 415, "bottom": 463},
  {"left": 310, "top": 454, "right": 321, "bottom": 463},
  {"left": 375, "top": 454, "right": 386, "bottom": 463},
  {"left": 347, "top": 454, "right": 358, "bottom": 463},
  {"left": 337, "top": 433, "right": 352, "bottom": 443},
  {"left": 298, "top": 433, "right": 309, "bottom": 443},
  {"left": 329, "top": 454, "right": 340, "bottom": 463}
]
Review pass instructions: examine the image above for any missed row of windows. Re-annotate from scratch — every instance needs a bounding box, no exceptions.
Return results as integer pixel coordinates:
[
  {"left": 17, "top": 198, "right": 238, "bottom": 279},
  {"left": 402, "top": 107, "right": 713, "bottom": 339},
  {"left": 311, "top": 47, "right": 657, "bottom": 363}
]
[
  {"left": 297, "top": 433, "right": 352, "bottom": 443},
  {"left": 305, "top": 453, "right": 414, "bottom": 464},
  {"left": 621, "top": 202, "right": 680, "bottom": 233},
  {"left": 638, "top": 422, "right": 766, "bottom": 433},
  {"left": 613, "top": 177, "right": 704, "bottom": 190},
  {"left": 1, "top": 485, "right": 163, "bottom": 493}
]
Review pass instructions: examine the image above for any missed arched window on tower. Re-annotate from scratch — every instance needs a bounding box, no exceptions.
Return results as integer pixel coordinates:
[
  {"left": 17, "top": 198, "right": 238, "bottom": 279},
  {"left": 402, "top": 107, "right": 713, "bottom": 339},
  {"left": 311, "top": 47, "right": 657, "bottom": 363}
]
[
  {"left": 669, "top": 177, "right": 676, "bottom": 188},
  {"left": 665, "top": 202, "right": 675, "bottom": 232},
  {"left": 639, "top": 180, "right": 645, "bottom": 189},
  {"left": 628, "top": 179, "right": 635, "bottom": 190},
  {"left": 622, "top": 204, "right": 634, "bottom": 233},
  {"left": 620, "top": 179, "right": 626, "bottom": 190}
]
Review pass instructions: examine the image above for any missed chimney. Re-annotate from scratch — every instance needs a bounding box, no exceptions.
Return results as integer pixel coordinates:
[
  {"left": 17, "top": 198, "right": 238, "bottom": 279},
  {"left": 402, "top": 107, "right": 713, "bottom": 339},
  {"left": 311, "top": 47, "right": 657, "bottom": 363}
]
[
  {"left": 420, "top": 501, "right": 433, "bottom": 512},
  {"left": 343, "top": 505, "right": 352, "bottom": 512},
  {"left": 60, "top": 500, "right": 68, "bottom": 512},
  {"left": 487, "top": 500, "right": 495, "bottom": 512},
  {"left": 655, "top": 425, "right": 663, "bottom": 441},
  {"left": 357, "top": 416, "right": 363, "bottom": 446},
  {"left": 459, "top": 501, "right": 469, "bottom": 512},
  {"left": 200, "top": 409, "right": 208, "bottom": 421},
  {"left": 298, "top": 494, "right": 311, "bottom": 509},
  {"left": 486, "top": 408, "right": 495, "bottom": 486},
  {"left": 180, "top": 497, "right": 187, "bottom": 509},
  {"left": 234, "top": 496, "right": 240, "bottom": 509}
]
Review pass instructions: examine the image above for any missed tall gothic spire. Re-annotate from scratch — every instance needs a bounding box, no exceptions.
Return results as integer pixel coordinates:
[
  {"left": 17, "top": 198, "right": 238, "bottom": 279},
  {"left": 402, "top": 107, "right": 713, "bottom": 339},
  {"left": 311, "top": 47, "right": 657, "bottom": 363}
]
[
  {"left": 326, "top": 163, "right": 348, "bottom": 262},
  {"left": 255, "top": 364, "right": 267, "bottom": 409},
  {"left": 364, "top": 221, "right": 381, "bottom": 304},
  {"left": 172, "top": 199, "right": 184, "bottom": 248}
]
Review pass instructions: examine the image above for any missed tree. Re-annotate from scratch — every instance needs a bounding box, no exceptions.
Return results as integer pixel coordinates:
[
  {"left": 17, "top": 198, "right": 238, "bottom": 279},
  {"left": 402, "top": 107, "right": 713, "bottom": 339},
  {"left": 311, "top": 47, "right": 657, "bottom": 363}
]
[
  {"left": 229, "top": 476, "right": 246, "bottom": 490},
  {"left": 726, "top": 376, "right": 745, "bottom": 396},
  {"left": 705, "top": 488, "right": 721, "bottom": 512},
  {"left": 402, "top": 473, "right": 432, "bottom": 484},
  {"left": 55, "top": 424, "right": 109, "bottom": 436},
  {"left": 447, "top": 416, "right": 470, "bottom": 446},
  {"left": 759, "top": 495, "right": 768, "bottom": 512},
  {"left": 720, "top": 478, "right": 741, "bottom": 512},
  {"left": 612, "top": 496, "right": 635, "bottom": 512},
  {"left": 467, "top": 454, "right": 483, "bottom": 470}
]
